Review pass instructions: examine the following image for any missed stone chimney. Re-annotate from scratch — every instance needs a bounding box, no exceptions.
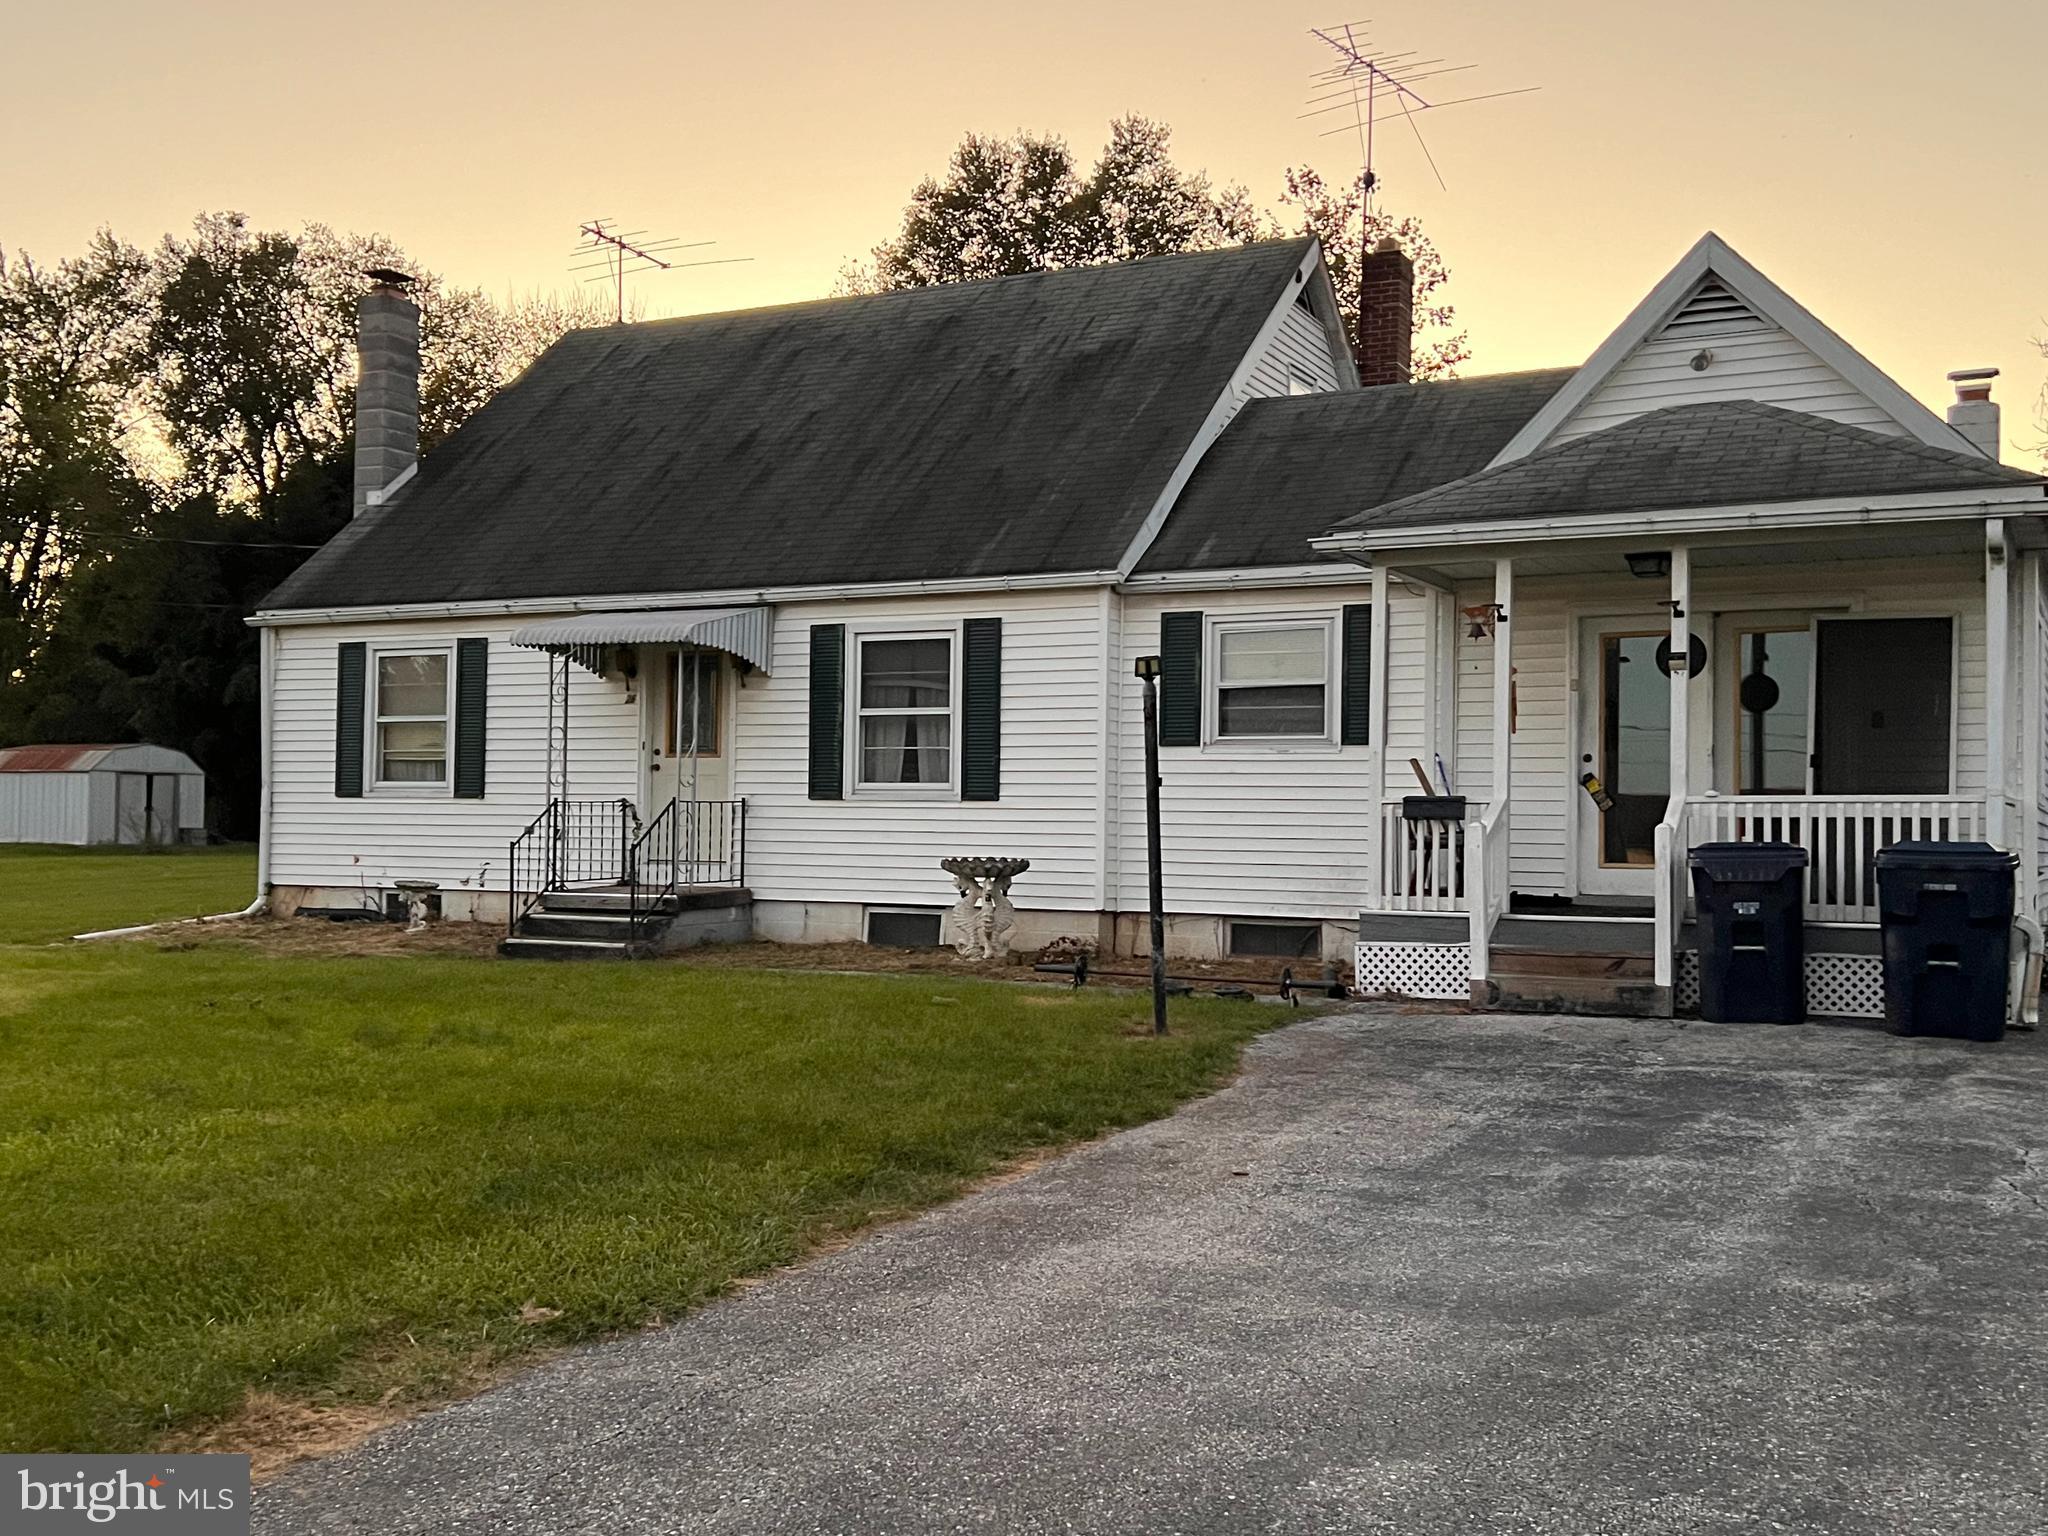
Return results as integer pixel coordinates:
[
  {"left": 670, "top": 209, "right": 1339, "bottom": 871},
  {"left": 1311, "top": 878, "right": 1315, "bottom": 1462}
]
[
  {"left": 1945, "top": 367, "right": 2001, "bottom": 461},
  {"left": 1356, "top": 236, "right": 1415, "bottom": 388},
  {"left": 353, "top": 270, "right": 420, "bottom": 517}
]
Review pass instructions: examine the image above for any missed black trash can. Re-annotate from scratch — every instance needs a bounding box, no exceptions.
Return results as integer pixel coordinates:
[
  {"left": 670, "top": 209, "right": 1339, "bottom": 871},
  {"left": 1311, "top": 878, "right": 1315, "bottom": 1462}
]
[
  {"left": 1689, "top": 842, "right": 1809, "bottom": 1023},
  {"left": 1874, "top": 841, "right": 2016, "bottom": 1042}
]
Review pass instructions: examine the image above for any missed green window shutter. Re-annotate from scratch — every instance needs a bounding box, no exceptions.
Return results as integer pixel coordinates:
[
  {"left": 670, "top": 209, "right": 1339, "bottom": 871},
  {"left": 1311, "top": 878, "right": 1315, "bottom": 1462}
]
[
  {"left": 1340, "top": 604, "right": 1372, "bottom": 746},
  {"left": 335, "top": 642, "right": 366, "bottom": 797},
  {"left": 808, "top": 623, "right": 845, "bottom": 800},
  {"left": 453, "top": 638, "right": 489, "bottom": 798},
  {"left": 962, "top": 618, "right": 1002, "bottom": 801},
  {"left": 1158, "top": 611, "right": 1203, "bottom": 747}
]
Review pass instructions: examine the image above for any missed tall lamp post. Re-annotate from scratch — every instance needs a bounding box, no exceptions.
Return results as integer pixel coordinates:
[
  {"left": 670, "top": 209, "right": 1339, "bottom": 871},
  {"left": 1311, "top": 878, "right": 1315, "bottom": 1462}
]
[{"left": 1134, "top": 655, "right": 1168, "bottom": 1037}]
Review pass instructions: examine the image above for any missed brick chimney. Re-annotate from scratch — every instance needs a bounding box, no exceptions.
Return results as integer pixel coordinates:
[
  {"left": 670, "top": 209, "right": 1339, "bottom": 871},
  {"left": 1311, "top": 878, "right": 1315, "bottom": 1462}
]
[
  {"left": 1945, "top": 367, "right": 2000, "bottom": 461},
  {"left": 1356, "top": 236, "right": 1415, "bottom": 388},
  {"left": 353, "top": 270, "right": 420, "bottom": 517}
]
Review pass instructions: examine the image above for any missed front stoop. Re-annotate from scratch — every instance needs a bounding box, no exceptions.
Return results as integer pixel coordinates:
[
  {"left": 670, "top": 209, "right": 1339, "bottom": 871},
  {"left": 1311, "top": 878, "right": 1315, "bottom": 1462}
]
[
  {"left": 1475, "top": 916, "right": 1672, "bottom": 1018},
  {"left": 1474, "top": 948, "right": 1674, "bottom": 1018},
  {"left": 498, "top": 887, "right": 753, "bottom": 959}
]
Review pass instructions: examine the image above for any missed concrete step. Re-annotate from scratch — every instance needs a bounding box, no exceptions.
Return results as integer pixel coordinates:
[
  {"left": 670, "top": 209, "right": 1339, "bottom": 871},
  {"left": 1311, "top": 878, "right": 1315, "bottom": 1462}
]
[
  {"left": 1488, "top": 947, "right": 1656, "bottom": 981},
  {"left": 1491, "top": 915, "right": 1655, "bottom": 956},
  {"left": 517, "top": 911, "right": 669, "bottom": 944},
  {"left": 538, "top": 889, "right": 677, "bottom": 915},
  {"left": 497, "top": 935, "right": 642, "bottom": 961},
  {"left": 1479, "top": 969, "right": 1672, "bottom": 1018}
]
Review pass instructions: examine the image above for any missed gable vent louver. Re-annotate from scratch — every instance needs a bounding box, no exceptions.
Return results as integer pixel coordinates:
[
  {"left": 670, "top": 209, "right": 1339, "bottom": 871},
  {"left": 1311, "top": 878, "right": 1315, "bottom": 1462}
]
[{"left": 1659, "top": 276, "right": 1768, "bottom": 340}]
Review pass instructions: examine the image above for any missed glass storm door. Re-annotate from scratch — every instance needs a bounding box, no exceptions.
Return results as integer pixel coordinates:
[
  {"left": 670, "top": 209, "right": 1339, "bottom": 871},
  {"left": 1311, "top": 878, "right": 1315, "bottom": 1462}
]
[{"left": 1576, "top": 625, "right": 1669, "bottom": 898}]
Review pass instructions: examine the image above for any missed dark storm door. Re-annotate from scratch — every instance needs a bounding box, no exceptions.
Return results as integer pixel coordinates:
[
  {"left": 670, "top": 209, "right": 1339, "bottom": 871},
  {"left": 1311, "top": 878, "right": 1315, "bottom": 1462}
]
[{"left": 1812, "top": 617, "right": 1953, "bottom": 795}]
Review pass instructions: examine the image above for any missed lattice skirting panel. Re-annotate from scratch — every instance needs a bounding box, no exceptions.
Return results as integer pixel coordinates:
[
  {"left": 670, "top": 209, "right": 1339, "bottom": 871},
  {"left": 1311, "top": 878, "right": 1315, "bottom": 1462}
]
[
  {"left": 1355, "top": 941, "right": 1471, "bottom": 1002},
  {"left": 1674, "top": 949, "right": 1883, "bottom": 1020}
]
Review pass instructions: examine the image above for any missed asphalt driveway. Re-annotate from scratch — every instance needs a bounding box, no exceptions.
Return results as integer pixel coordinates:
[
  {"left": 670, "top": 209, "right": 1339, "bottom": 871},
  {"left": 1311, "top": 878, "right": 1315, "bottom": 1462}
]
[{"left": 260, "top": 1010, "right": 2048, "bottom": 1534}]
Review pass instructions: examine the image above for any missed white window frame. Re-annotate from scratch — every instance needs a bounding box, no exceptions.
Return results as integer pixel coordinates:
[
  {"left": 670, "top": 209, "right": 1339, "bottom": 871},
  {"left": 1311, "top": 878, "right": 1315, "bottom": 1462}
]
[
  {"left": 1204, "top": 615, "right": 1338, "bottom": 746},
  {"left": 367, "top": 643, "right": 455, "bottom": 796},
  {"left": 848, "top": 623, "right": 961, "bottom": 798}
]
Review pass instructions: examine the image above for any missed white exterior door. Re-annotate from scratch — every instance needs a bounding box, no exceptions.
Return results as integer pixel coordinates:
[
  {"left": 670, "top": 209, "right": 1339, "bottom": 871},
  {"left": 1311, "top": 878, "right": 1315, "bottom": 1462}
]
[
  {"left": 642, "top": 648, "right": 732, "bottom": 815},
  {"left": 1575, "top": 620, "right": 1668, "bottom": 899}
]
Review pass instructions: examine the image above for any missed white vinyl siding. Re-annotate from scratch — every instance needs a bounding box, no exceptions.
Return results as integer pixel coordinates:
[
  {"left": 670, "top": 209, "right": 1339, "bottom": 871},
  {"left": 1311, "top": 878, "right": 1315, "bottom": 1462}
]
[
  {"left": 1239, "top": 303, "right": 1342, "bottom": 404},
  {"left": 1115, "top": 586, "right": 1377, "bottom": 920},
  {"left": 2033, "top": 554, "right": 2048, "bottom": 925},
  {"left": 269, "top": 617, "right": 639, "bottom": 896},
  {"left": 1549, "top": 324, "right": 1907, "bottom": 447},
  {"left": 737, "top": 590, "right": 1106, "bottom": 911},
  {"left": 1446, "top": 555, "right": 1989, "bottom": 899}
]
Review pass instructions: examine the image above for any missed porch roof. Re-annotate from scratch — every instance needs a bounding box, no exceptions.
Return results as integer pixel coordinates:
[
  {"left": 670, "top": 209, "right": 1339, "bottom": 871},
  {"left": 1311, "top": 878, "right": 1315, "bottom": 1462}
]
[
  {"left": 1322, "top": 400, "right": 2043, "bottom": 543},
  {"left": 509, "top": 606, "right": 773, "bottom": 674}
]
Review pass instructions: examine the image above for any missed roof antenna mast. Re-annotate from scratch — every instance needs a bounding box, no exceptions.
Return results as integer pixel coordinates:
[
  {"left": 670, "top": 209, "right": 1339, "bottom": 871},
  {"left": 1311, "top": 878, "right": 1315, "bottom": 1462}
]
[
  {"left": 1303, "top": 21, "right": 1536, "bottom": 288},
  {"left": 570, "top": 218, "right": 753, "bottom": 324}
]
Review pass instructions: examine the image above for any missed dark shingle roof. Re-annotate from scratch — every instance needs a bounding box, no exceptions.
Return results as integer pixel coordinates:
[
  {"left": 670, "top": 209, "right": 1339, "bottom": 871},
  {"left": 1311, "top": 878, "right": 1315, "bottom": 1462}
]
[
  {"left": 1330, "top": 398, "right": 2044, "bottom": 539},
  {"left": 264, "top": 239, "right": 1316, "bottom": 611},
  {"left": 1135, "top": 369, "right": 1574, "bottom": 573}
]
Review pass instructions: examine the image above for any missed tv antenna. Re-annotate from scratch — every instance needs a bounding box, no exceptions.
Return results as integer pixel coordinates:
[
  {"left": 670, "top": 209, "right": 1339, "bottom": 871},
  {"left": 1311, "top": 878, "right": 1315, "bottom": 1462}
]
[
  {"left": 570, "top": 218, "right": 754, "bottom": 324},
  {"left": 1304, "top": 21, "right": 1536, "bottom": 220}
]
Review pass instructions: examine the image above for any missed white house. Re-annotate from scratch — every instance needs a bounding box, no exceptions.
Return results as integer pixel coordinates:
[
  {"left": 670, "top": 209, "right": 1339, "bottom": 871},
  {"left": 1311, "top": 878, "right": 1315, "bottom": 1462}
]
[{"left": 249, "top": 231, "right": 2048, "bottom": 1020}]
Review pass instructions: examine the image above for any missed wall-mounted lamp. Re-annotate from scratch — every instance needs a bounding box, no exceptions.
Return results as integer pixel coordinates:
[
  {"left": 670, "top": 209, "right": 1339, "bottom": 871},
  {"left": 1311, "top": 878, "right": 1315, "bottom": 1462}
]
[
  {"left": 1625, "top": 550, "right": 1671, "bottom": 579},
  {"left": 1462, "top": 603, "right": 1507, "bottom": 641}
]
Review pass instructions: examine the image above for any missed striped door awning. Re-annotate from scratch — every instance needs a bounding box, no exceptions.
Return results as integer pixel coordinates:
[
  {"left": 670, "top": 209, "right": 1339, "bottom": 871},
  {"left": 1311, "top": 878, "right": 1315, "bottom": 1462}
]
[{"left": 508, "top": 606, "right": 774, "bottom": 675}]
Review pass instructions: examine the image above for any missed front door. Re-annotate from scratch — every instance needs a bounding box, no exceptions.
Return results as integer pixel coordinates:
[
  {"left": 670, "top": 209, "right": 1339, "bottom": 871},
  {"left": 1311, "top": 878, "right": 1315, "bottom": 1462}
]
[
  {"left": 1575, "top": 622, "right": 1669, "bottom": 898},
  {"left": 643, "top": 647, "right": 732, "bottom": 816}
]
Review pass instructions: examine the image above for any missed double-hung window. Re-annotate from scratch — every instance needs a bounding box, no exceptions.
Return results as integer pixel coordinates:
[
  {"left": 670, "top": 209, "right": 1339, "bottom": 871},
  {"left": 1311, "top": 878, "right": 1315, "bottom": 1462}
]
[
  {"left": 856, "top": 632, "right": 954, "bottom": 787},
  {"left": 1212, "top": 620, "right": 1333, "bottom": 740},
  {"left": 373, "top": 650, "right": 451, "bottom": 785}
]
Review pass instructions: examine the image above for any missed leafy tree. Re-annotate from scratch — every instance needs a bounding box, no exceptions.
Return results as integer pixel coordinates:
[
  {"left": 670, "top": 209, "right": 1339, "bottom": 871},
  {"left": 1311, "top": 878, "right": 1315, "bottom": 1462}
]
[
  {"left": 1266, "top": 166, "right": 1468, "bottom": 381},
  {"left": 3, "top": 212, "right": 609, "bottom": 832},
  {"left": 146, "top": 214, "right": 602, "bottom": 509},
  {"left": 840, "top": 116, "right": 1261, "bottom": 292},
  {"left": 0, "top": 235, "right": 153, "bottom": 685},
  {"left": 842, "top": 121, "right": 1466, "bottom": 379}
]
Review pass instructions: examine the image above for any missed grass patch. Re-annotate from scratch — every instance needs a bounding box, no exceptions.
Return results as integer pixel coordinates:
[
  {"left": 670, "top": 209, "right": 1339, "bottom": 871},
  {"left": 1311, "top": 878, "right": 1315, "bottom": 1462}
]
[
  {"left": 0, "top": 940, "right": 1274, "bottom": 1453},
  {"left": 0, "top": 845, "right": 257, "bottom": 943}
]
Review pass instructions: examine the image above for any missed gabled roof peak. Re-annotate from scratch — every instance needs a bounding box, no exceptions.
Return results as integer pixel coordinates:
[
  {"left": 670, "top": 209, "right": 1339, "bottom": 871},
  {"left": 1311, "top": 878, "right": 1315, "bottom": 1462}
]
[{"left": 1486, "top": 231, "right": 1975, "bottom": 468}]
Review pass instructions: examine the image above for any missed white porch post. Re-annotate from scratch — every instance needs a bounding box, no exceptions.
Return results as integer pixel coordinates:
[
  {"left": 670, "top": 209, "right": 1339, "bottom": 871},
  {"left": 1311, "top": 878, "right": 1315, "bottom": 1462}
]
[
  {"left": 1490, "top": 558, "right": 1513, "bottom": 811},
  {"left": 1669, "top": 545, "right": 1691, "bottom": 802},
  {"left": 1652, "top": 547, "right": 1692, "bottom": 993},
  {"left": 1985, "top": 520, "right": 2011, "bottom": 850},
  {"left": 1366, "top": 558, "right": 1390, "bottom": 911}
]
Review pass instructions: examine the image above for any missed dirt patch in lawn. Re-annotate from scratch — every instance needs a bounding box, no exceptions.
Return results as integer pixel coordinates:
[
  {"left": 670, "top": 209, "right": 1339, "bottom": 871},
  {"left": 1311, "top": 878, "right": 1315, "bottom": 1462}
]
[
  {"left": 679, "top": 939, "right": 1346, "bottom": 993},
  {"left": 164, "top": 915, "right": 503, "bottom": 960},
  {"left": 174, "top": 918, "right": 1350, "bottom": 993}
]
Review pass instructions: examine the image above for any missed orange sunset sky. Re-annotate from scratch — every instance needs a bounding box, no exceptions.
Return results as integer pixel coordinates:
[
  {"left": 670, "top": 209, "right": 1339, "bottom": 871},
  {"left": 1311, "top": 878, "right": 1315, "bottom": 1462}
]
[{"left": 5, "top": 0, "right": 2042, "bottom": 454}]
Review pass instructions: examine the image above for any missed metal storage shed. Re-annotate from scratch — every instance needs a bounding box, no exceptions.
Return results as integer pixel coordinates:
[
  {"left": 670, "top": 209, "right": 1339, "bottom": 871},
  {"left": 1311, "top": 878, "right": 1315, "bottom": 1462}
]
[{"left": 0, "top": 744, "right": 206, "bottom": 846}]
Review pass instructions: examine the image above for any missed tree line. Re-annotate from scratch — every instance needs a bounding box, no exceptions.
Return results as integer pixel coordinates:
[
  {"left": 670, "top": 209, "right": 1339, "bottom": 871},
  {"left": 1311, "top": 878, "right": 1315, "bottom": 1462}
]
[{"left": 1, "top": 119, "right": 1464, "bottom": 839}]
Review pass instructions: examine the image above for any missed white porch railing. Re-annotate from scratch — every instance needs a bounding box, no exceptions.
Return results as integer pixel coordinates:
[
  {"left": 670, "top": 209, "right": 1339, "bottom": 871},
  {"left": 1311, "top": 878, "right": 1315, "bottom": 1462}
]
[
  {"left": 1466, "top": 801, "right": 1510, "bottom": 980},
  {"left": 1680, "top": 795, "right": 1988, "bottom": 924},
  {"left": 1375, "top": 802, "right": 1474, "bottom": 912}
]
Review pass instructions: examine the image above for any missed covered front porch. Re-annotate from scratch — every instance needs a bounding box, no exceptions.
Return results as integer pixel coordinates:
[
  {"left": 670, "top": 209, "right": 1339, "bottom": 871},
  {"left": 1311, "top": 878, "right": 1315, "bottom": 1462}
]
[
  {"left": 498, "top": 606, "right": 770, "bottom": 957},
  {"left": 1349, "top": 515, "right": 2047, "bottom": 1019}
]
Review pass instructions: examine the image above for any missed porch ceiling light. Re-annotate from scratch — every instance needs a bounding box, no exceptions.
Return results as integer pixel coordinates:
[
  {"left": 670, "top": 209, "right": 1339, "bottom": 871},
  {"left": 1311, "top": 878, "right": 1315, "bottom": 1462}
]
[{"left": 1625, "top": 550, "right": 1671, "bottom": 579}]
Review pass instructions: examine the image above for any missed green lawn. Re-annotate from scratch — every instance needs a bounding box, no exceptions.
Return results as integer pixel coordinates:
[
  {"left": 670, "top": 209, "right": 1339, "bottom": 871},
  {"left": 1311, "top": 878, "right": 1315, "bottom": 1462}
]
[
  {"left": 0, "top": 844, "right": 257, "bottom": 943},
  {"left": 0, "top": 939, "right": 1271, "bottom": 1452}
]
